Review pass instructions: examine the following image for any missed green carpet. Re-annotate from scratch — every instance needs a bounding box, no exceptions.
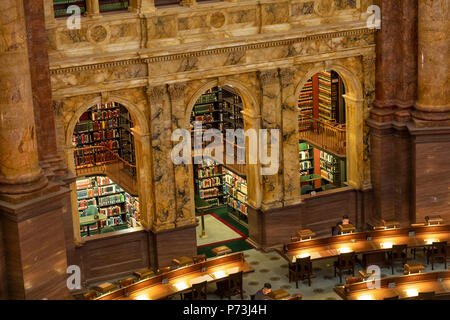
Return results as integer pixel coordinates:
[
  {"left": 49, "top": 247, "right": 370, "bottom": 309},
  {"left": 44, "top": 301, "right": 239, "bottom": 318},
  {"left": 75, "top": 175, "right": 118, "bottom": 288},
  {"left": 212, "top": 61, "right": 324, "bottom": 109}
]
[{"left": 197, "top": 207, "right": 253, "bottom": 258}]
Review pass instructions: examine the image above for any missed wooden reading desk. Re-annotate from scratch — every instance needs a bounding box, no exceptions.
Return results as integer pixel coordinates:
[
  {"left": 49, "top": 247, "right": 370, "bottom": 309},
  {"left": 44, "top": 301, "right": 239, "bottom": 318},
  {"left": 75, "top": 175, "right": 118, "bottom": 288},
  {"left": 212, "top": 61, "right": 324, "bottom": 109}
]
[
  {"left": 96, "top": 252, "right": 253, "bottom": 300},
  {"left": 279, "top": 224, "right": 450, "bottom": 266},
  {"left": 334, "top": 270, "right": 450, "bottom": 300}
]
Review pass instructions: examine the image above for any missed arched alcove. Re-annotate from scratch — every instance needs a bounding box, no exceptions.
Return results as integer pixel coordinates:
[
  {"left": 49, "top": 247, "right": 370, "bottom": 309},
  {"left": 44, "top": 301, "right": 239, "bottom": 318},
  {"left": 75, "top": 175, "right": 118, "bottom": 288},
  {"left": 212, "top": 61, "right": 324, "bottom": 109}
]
[
  {"left": 294, "top": 62, "right": 366, "bottom": 191},
  {"left": 65, "top": 95, "right": 152, "bottom": 243}
]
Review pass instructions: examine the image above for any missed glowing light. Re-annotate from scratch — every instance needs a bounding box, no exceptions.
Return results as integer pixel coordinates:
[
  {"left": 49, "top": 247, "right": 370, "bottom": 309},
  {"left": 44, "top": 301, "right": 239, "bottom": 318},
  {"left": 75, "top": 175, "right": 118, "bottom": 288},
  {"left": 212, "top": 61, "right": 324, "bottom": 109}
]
[
  {"left": 357, "top": 294, "right": 373, "bottom": 300},
  {"left": 425, "top": 239, "right": 438, "bottom": 245},
  {"left": 338, "top": 247, "right": 352, "bottom": 254},
  {"left": 298, "top": 253, "right": 311, "bottom": 258},
  {"left": 135, "top": 294, "right": 149, "bottom": 300},
  {"left": 173, "top": 282, "right": 189, "bottom": 291},
  {"left": 212, "top": 271, "right": 227, "bottom": 279},
  {"left": 380, "top": 242, "right": 393, "bottom": 249},
  {"left": 405, "top": 289, "right": 418, "bottom": 297}
]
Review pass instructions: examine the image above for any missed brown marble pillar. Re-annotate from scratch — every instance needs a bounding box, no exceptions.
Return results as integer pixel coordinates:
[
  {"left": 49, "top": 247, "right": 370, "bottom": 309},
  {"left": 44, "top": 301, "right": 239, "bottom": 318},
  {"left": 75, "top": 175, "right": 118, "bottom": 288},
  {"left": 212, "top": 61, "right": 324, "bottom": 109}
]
[
  {"left": 0, "top": 0, "right": 47, "bottom": 195},
  {"left": 414, "top": 0, "right": 450, "bottom": 123},
  {"left": 0, "top": 0, "right": 70, "bottom": 299},
  {"left": 368, "top": 0, "right": 418, "bottom": 226},
  {"left": 129, "top": 0, "right": 156, "bottom": 13},
  {"left": 85, "top": 0, "right": 100, "bottom": 17},
  {"left": 410, "top": 0, "right": 450, "bottom": 223}
]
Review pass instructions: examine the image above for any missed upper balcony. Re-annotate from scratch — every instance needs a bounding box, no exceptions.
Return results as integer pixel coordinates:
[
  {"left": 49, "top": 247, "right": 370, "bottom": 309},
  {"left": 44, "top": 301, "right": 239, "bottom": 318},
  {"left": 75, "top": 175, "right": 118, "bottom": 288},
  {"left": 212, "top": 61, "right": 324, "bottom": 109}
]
[{"left": 45, "top": 0, "right": 373, "bottom": 61}]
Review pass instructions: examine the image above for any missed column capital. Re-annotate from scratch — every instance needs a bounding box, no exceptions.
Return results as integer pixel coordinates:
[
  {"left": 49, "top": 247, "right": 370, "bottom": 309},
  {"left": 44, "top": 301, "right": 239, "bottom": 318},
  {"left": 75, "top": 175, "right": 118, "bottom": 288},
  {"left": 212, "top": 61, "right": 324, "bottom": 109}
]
[
  {"left": 259, "top": 69, "right": 279, "bottom": 88},
  {"left": 146, "top": 85, "right": 166, "bottom": 104},
  {"left": 168, "top": 83, "right": 187, "bottom": 102},
  {"left": 278, "top": 67, "right": 295, "bottom": 86}
]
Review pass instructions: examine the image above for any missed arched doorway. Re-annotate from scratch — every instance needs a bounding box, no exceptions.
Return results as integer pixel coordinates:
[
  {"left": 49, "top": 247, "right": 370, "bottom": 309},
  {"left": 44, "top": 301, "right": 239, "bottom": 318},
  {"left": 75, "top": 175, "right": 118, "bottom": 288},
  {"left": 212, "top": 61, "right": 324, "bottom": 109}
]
[
  {"left": 67, "top": 99, "right": 145, "bottom": 239},
  {"left": 185, "top": 82, "right": 261, "bottom": 258},
  {"left": 297, "top": 69, "right": 348, "bottom": 195}
]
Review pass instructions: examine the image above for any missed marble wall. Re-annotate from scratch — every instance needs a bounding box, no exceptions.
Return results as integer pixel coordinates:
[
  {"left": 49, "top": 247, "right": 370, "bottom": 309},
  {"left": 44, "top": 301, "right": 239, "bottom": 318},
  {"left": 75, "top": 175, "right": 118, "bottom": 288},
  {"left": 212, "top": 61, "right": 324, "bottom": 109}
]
[{"left": 47, "top": 0, "right": 376, "bottom": 264}]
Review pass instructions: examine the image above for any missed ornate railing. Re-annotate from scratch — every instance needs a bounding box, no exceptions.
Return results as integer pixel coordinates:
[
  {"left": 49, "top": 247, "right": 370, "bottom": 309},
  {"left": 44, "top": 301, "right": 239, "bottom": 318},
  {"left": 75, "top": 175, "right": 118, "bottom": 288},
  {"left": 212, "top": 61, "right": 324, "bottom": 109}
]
[
  {"left": 298, "top": 113, "right": 346, "bottom": 157},
  {"left": 74, "top": 146, "right": 138, "bottom": 194}
]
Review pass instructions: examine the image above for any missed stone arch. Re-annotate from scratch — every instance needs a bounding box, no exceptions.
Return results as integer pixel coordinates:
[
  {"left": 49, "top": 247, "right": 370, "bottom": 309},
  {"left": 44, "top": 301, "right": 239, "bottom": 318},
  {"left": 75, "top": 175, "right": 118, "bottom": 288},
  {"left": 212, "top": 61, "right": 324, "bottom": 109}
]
[
  {"left": 184, "top": 77, "right": 263, "bottom": 211},
  {"left": 65, "top": 94, "right": 153, "bottom": 243},
  {"left": 294, "top": 60, "right": 368, "bottom": 189}
]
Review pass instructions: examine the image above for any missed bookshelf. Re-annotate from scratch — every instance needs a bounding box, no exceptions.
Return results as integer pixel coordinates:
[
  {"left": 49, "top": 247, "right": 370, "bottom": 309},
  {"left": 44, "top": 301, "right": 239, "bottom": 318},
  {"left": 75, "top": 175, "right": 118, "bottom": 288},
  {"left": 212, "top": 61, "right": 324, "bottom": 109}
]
[
  {"left": 319, "top": 149, "right": 346, "bottom": 187},
  {"left": 191, "top": 86, "right": 246, "bottom": 211},
  {"left": 76, "top": 175, "right": 140, "bottom": 237},
  {"left": 223, "top": 168, "right": 248, "bottom": 226},
  {"left": 73, "top": 102, "right": 136, "bottom": 174},
  {"left": 298, "top": 78, "right": 313, "bottom": 117},
  {"left": 194, "top": 158, "right": 225, "bottom": 208},
  {"left": 318, "top": 71, "right": 334, "bottom": 122},
  {"left": 299, "top": 141, "right": 314, "bottom": 176}
]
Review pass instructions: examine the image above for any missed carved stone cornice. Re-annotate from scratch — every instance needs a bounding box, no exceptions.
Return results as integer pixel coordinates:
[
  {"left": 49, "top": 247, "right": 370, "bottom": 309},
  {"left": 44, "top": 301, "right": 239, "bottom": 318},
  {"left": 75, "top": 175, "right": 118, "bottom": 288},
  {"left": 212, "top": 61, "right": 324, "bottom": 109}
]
[
  {"left": 49, "top": 28, "right": 375, "bottom": 75},
  {"left": 259, "top": 69, "right": 279, "bottom": 87},
  {"left": 168, "top": 83, "right": 187, "bottom": 102},
  {"left": 146, "top": 85, "right": 166, "bottom": 104}
]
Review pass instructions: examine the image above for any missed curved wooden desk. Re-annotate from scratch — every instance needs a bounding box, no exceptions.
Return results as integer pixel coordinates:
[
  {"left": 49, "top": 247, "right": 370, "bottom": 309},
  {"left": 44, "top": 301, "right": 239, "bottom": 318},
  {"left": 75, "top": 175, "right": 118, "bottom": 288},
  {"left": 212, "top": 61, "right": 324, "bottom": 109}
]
[
  {"left": 334, "top": 270, "right": 450, "bottom": 300},
  {"left": 278, "top": 224, "right": 450, "bottom": 265},
  {"left": 96, "top": 252, "right": 253, "bottom": 300}
]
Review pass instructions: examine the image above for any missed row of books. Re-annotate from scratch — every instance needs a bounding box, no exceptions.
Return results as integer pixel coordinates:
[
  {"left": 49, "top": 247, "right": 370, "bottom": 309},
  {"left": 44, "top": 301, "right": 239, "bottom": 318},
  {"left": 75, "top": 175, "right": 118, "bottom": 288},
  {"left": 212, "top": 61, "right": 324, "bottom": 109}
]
[
  {"left": 78, "top": 198, "right": 96, "bottom": 211},
  {"left": 196, "top": 93, "right": 218, "bottom": 105},
  {"left": 299, "top": 150, "right": 311, "bottom": 160},
  {"left": 300, "top": 161, "right": 313, "bottom": 171},
  {"left": 98, "top": 205, "right": 122, "bottom": 217},
  {"left": 98, "top": 193, "right": 125, "bottom": 207},
  {"left": 198, "top": 176, "right": 222, "bottom": 189},
  {"left": 199, "top": 188, "right": 221, "bottom": 199},
  {"left": 320, "top": 150, "right": 336, "bottom": 163},
  {"left": 197, "top": 165, "right": 222, "bottom": 178},
  {"left": 227, "top": 197, "right": 248, "bottom": 215},
  {"left": 92, "top": 129, "right": 120, "bottom": 141},
  {"left": 91, "top": 109, "right": 119, "bottom": 121}
]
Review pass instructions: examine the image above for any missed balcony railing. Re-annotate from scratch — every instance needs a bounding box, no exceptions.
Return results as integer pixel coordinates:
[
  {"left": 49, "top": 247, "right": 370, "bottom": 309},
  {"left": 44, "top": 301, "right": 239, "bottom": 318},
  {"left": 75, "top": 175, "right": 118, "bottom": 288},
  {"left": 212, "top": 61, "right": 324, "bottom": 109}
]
[
  {"left": 298, "top": 113, "right": 346, "bottom": 157},
  {"left": 74, "top": 145, "right": 136, "bottom": 177}
]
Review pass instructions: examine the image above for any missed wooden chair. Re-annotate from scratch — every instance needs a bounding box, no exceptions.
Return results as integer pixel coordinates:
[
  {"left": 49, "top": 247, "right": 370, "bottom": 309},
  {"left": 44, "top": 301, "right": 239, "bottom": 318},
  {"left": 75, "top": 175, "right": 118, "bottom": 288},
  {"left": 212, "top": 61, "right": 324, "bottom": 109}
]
[
  {"left": 193, "top": 254, "right": 207, "bottom": 264},
  {"left": 216, "top": 271, "right": 244, "bottom": 300},
  {"left": 334, "top": 252, "right": 355, "bottom": 284},
  {"left": 384, "top": 295, "right": 399, "bottom": 300},
  {"left": 183, "top": 281, "right": 208, "bottom": 300},
  {"left": 288, "top": 257, "right": 312, "bottom": 288},
  {"left": 82, "top": 290, "right": 98, "bottom": 300},
  {"left": 287, "top": 294, "right": 303, "bottom": 300},
  {"left": 418, "top": 291, "right": 435, "bottom": 300},
  {"left": 426, "top": 241, "right": 448, "bottom": 270},
  {"left": 157, "top": 266, "right": 172, "bottom": 275},
  {"left": 387, "top": 244, "right": 408, "bottom": 274},
  {"left": 118, "top": 277, "right": 134, "bottom": 288}
]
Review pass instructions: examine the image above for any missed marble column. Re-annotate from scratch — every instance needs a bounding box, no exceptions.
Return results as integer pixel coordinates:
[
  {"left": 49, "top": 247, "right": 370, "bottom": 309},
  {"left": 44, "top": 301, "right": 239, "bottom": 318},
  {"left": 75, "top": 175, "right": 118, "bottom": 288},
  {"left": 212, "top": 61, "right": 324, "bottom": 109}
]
[
  {"left": 259, "top": 69, "right": 283, "bottom": 210},
  {"left": 180, "top": 0, "right": 198, "bottom": 7},
  {"left": 85, "top": 0, "right": 101, "bottom": 17},
  {"left": 147, "top": 85, "right": 177, "bottom": 231},
  {"left": 0, "top": 0, "right": 69, "bottom": 300},
  {"left": 414, "top": 0, "right": 450, "bottom": 123},
  {"left": 168, "top": 83, "right": 196, "bottom": 228},
  {"left": 410, "top": 0, "right": 450, "bottom": 223},
  {"left": 279, "top": 68, "right": 301, "bottom": 206},
  {"left": 0, "top": 0, "right": 47, "bottom": 196}
]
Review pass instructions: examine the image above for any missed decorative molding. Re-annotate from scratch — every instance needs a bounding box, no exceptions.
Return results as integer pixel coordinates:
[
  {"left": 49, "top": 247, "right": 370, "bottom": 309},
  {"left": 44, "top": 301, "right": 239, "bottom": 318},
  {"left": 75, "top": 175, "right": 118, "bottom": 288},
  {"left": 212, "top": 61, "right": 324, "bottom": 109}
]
[
  {"left": 50, "top": 28, "right": 375, "bottom": 75},
  {"left": 259, "top": 69, "right": 279, "bottom": 87},
  {"left": 168, "top": 83, "right": 187, "bottom": 102},
  {"left": 146, "top": 85, "right": 166, "bottom": 104},
  {"left": 279, "top": 67, "right": 294, "bottom": 85}
]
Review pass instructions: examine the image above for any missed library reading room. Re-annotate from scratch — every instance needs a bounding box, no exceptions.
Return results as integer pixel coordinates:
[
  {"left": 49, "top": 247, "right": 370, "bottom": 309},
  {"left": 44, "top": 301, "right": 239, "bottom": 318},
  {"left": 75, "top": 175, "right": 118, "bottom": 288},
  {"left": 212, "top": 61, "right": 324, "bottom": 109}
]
[{"left": 0, "top": 0, "right": 449, "bottom": 305}]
